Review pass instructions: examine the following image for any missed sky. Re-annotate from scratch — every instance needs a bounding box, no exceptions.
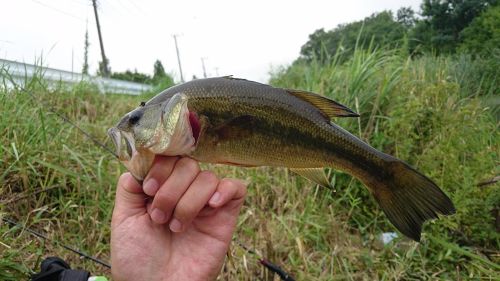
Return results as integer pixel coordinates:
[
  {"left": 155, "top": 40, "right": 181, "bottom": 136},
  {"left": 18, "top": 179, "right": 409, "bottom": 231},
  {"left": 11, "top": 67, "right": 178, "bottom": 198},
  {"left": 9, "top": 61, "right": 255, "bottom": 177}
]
[{"left": 1, "top": 0, "right": 422, "bottom": 83}]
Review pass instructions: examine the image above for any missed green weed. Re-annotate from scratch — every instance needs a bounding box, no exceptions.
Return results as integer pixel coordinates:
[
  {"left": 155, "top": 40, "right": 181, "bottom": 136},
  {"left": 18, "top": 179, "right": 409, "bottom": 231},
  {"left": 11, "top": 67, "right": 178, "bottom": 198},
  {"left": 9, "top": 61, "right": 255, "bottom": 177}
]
[{"left": 1, "top": 50, "right": 499, "bottom": 280}]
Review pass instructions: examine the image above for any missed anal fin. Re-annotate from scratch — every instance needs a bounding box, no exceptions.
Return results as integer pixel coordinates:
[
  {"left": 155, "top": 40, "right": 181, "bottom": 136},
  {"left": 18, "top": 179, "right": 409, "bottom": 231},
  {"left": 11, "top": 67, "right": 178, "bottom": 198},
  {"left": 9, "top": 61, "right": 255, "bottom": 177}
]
[{"left": 290, "top": 168, "right": 331, "bottom": 188}]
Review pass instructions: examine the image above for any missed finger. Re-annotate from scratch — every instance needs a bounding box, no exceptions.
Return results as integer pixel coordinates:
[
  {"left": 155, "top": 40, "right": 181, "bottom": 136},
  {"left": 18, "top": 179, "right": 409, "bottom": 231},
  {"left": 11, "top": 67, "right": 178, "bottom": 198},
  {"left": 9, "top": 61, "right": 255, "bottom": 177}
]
[
  {"left": 115, "top": 172, "right": 145, "bottom": 208},
  {"left": 143, "top": 156, "right": 179, "bottom": 196},
  {"left": 208, "top": 178, "right": 247, "bottom": 208},
  {"left": 150, "top": 157, "right": 200, "bottom": 224},
  {"left": 146, "top": 197, "right": 153, "bottom": 214},
  {"left": 169, "top": 171, "right": 219, "bottom": 232},
  {"left": 113, "top": 172, "right": 147, "bottom": 226},
  {"left": 197, "top": 205, "right": 218, "bottom": 217}
]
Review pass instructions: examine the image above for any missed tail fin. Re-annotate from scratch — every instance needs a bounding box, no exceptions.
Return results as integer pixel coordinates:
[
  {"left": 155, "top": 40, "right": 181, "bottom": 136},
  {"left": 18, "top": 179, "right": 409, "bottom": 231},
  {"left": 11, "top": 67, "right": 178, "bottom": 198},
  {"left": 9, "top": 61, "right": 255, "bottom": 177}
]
[{"left": 367, "top": 160, "right": 456, "bottom": 241}]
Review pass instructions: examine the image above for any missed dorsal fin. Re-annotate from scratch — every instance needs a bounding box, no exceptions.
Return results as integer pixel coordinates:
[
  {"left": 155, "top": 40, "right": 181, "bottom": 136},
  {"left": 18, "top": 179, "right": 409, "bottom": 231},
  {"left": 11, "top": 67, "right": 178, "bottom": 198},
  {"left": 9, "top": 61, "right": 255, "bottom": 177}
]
[{"left": 286, "top": 89, "right": 359, "bottom": 118}]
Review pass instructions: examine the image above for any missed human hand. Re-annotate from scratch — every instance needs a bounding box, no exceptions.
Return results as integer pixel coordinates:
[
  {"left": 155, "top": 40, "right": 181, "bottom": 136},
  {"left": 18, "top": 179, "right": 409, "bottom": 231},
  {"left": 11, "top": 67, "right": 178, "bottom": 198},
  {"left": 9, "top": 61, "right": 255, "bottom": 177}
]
[{"left": 111, "top": 156, "right": 247, "bottom": 281}]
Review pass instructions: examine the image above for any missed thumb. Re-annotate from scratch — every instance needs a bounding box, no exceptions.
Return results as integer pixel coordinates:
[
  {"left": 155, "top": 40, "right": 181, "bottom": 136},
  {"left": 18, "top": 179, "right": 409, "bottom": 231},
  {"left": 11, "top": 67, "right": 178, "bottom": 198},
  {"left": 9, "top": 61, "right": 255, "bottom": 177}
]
[{"left": 112, "top": 173, "right": 148, "bottom": 224}]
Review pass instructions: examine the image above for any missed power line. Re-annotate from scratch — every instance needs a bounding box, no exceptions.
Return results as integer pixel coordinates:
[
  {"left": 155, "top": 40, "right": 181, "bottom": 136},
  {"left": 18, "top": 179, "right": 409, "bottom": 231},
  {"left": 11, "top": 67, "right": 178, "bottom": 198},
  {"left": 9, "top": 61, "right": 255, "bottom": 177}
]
[
  {"left": 101, "top": 0, "right": 123, "bottom": 16},
  {"left": 114, "top": 0, "right": 134, "bottom": 14},
  {"left": 69, "top": 0, "right": 91, "bottom": 6},
  {"left": 124, "top": 0, "right": 147, "bottom": 16},
  {"left": 31, "top": 0, "right": 86, "bottom": 22}
]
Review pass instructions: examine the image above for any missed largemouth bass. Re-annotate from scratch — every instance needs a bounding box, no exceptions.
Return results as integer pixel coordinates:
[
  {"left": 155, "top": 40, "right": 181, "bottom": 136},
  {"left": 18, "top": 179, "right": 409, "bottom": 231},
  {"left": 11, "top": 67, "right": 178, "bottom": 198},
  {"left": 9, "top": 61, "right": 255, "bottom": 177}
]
[{"left": 108, "top": 77, "right": 455, "bottom": 241}]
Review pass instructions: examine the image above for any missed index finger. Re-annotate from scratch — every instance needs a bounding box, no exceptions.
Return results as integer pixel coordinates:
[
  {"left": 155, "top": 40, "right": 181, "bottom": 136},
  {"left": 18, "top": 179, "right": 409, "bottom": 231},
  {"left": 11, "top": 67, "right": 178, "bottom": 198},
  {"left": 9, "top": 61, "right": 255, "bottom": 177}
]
[
  {"left": 208, "top": 178, "right": 247, "bottom": 208},
  {"left": 142, "top": 155, "right": 179, "bottom": 196}
]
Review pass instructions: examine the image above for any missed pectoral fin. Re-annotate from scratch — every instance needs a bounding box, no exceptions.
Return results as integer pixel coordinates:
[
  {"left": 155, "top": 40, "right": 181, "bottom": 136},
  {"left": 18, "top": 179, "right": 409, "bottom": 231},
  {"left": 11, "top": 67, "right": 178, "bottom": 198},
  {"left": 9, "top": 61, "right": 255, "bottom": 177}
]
[{"left": 290, "top": 168, "right": 331, "bottom": 188}]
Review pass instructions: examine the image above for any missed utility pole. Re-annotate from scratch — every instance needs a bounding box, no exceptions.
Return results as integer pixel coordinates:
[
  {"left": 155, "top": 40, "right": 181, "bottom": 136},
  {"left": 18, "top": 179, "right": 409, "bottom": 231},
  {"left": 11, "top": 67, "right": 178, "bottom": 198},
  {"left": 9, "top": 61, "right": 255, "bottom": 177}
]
[
  {"left": 201, "top": 57, "right": 207, "bottom": 78},
  {"left": 92, "top": 0, "right": 110, "bottom": 77},
  {"left": 172, "top": 34, "right": 184, "bottom": 82}
]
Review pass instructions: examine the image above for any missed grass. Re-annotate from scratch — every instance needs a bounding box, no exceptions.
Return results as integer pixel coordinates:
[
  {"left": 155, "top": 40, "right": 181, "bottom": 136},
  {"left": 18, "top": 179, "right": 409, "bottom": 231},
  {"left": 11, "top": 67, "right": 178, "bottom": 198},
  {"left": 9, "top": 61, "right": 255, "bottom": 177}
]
[{"left": 1, "top": 48, "right": 499, "bottom": 280}]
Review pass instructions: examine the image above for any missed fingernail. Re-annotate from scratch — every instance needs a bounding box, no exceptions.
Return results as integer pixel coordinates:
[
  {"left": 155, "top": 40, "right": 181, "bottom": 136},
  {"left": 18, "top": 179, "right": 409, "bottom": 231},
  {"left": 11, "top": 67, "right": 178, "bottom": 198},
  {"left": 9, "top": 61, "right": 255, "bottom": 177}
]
[
  {"left": 143, "top": 179, "right": 159, "bottom": 196},
  {"left": 151, "top": 208, "right": 166, "bottom": 224},
  {"left": 169, "top": 219, "right": 182, "bottom": 232},
  {"left": 209, "top": 192, "right": 221, "bottom": 205}
]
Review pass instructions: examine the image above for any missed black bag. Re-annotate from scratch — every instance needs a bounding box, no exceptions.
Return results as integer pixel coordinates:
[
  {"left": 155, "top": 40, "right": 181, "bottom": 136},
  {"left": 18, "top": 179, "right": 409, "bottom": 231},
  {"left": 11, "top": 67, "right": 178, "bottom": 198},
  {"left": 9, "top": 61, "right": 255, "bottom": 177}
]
[{"left": 31, "top": 257, "right": 90, "bottom": 281}]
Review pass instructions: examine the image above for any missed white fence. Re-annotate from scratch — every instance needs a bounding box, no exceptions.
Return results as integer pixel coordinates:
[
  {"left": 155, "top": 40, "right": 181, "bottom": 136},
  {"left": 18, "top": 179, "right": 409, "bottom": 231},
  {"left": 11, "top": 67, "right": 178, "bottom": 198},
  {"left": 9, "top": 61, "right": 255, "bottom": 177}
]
[{"left": 0, "top": 58, "right": 152, "bottom": 95}]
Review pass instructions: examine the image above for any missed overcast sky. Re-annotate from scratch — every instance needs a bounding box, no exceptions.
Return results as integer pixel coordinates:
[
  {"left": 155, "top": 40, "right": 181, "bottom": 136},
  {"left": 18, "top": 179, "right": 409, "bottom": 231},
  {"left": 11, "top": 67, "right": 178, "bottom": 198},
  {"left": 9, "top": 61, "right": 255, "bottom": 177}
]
[{"left": 1, "top": 0, "right": 422, "bottom": 83}]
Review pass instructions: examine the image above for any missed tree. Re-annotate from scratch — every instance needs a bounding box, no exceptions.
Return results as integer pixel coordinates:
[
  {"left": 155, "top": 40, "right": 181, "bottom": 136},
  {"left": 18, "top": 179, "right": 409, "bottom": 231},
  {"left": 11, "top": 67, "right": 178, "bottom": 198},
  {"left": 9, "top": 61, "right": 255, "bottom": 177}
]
[
  {"left": 300, "top": 28, "right": 333, "bottom": 61},
  {"left": 460, "top": 5, "right": 500, "bottom": 55},
  {"left": 413, "top": 0, "right": 498, "bottom": 53},
  {"left": 97, "top": 58, "right": 111, "bottom": 77},
  {"left": 300, "top": 11, "right": 407, "bottom": 62},
  {"left": 397, "top": 7, "right": 417, "bottom": 28},
  {"left": 82, "top": 28, "right": 90, "bottom": 75},
  {"left": 111, "top": 69, "right": 151, "bottom": 84},
  {"left": 110, "top": 61, "right": 174, "bottom": 88},
  {"left": 152, "top": 60, "right": 167, "bottom": 84}
]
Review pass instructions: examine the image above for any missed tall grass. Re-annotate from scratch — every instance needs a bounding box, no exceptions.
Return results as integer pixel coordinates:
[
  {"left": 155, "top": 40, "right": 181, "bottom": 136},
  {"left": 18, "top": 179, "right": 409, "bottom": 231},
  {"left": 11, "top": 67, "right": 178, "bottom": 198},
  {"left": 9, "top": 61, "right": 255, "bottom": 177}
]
[
  {"left": 1, "top": 48, "right": 499, "bottom": 280},
  {"left": 0, "top": 69, "right": 140, "bottom": 278}
]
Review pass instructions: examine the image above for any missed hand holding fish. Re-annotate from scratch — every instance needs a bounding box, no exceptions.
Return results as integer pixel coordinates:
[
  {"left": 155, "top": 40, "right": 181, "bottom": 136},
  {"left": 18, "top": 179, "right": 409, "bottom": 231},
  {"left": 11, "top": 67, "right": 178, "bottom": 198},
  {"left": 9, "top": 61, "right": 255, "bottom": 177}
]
[{"left": 110, "top": 155, "right": 247, "bottom": 281}]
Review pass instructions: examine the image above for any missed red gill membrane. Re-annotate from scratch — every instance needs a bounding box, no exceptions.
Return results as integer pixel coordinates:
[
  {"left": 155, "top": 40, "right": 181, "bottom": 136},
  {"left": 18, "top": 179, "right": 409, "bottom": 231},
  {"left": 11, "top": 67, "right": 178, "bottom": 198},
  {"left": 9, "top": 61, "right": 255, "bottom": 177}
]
[{"left": 189, "top": 111, "right": 200, "bottom": 142}]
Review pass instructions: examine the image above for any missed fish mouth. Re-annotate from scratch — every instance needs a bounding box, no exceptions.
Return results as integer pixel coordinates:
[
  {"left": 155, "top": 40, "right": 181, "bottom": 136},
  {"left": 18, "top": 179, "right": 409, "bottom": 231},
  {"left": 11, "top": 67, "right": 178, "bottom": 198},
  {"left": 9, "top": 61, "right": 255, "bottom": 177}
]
[
  {"left": 106, "top": 93, "right": 196, "bottom": 180},
  {"left": 107, "top": 127, "right": 136, "bottom": 161},
  {"left": 107, "top": 127, "right": 155, "bottom": 181}
]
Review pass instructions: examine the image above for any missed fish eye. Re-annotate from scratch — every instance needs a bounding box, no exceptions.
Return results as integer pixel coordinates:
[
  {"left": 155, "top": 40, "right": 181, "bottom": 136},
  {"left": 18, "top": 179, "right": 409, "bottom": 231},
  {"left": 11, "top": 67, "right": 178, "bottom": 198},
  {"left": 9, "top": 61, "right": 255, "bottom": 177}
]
[
  {"left": 140, "top": 101, "right": 146, "bottom": 107},
  {"left": 128, "top": 111, "right": 142, "bottom": 125}
]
